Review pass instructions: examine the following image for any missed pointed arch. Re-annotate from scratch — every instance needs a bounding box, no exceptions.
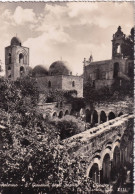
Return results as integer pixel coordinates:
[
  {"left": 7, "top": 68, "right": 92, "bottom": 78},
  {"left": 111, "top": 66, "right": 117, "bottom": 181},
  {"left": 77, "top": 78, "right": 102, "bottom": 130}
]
[
  {"left": 19, "top": 53, "right": 24, "bottom": 64},
  {"left": 58, "top": 111, "right": 63, "bottom": 119},
  {"left": 20, "top": 66, "right": 25, "bottom": 76},
  {"left": 93, "top": 110, "right": 98, "bottom": 124},
  {"left": 17, "top": 49, "right": 28, "bottom": 64},
  {"left": 102, "top": 153, "right": 111, "bottom": 183},
  {"left": 65, "top": 110, "right": 69, "bottom": 116},
  {"left": 108, "top": 112, "right": 116, "bottom": 120},
  {"left": 86, "top": 158, "right": 102, "bottom": 177},
  {"left": 7, "top": 66, "right": 11, "bottom": 78},
  {"left": 52, "top": 112, "right": 57, "bottom": 118},
  {"left": 8, "top": 53, "right": 11, "bottom": 64},
  {"left": 118, "top": 112, "right": 123, "bottom": 117},
  {"left": 89, "top": 163, "right": 99, "bottom": 183},
  {"left": 100, "top": 111, "right": 107, "bottom": 123},
  {"left": 85, "top": 109, "right": 91, "bottom": 123}
]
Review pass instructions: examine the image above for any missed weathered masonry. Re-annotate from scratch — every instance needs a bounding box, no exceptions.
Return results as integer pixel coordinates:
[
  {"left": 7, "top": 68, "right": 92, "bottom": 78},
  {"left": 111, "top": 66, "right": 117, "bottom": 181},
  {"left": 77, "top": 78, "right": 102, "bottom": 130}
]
[
  {"left": 83, "top": 26, "right": 133, "bottom": 90},
  {"left": 61, "top": 114, "right": 133, "bottom": 184}
]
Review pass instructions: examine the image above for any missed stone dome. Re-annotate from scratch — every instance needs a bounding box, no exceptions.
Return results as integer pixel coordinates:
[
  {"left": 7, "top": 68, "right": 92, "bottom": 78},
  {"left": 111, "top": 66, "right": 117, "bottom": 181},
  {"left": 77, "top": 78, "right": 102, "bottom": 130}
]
[
  {"left": 11, "top": 37, "right": 22, "bottom": 46},
  {"left": 32, "top": 65, "right": 48, "bottom": 77},
  {"left": 49, "top": 61, "right": 70, "bottom": 76}
]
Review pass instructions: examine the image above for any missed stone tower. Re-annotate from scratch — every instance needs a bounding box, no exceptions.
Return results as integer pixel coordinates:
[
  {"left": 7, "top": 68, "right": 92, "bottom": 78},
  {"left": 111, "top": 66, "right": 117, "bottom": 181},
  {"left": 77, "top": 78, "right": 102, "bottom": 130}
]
[
  {"left": 112, "top": 26, "right": 125, "bottom": 59},
  {"left": 5, "top": 37, "right": 29, "bottom": 80}
]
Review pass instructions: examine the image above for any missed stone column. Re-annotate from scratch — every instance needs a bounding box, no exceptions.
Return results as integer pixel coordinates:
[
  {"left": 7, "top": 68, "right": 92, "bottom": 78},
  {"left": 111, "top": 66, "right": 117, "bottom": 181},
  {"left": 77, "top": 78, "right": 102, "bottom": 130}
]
[
  {"left": 94, "top": 172, "right": 97, "bottom": 183},
  {"left": 107, "top": 114, "right": 109, "bottom": 121},
  {"left": 91, "top": 114, "right": 93, "bottom": 124},
  {"left": 98, "top": 171, "right": 101, "bottom": 184},
  {"left": 107, "top": 160, "right": 111, "bottom": 184},
  {"left": 98, "top": 113, "right": 100, "bottom": 124}
]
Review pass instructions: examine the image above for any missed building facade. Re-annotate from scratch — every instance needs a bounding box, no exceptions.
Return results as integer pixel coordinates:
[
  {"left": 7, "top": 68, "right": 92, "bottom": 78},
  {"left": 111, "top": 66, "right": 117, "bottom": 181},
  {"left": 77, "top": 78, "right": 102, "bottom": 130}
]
[
  {"left": 36, "top": 74, "right": 83, "bottom": 98},
  {"left": 5, "top": 38, "right": 83, "bottom": 98},
  {"left": 83, "top": 26, "right": 133, "bottom": 90}
]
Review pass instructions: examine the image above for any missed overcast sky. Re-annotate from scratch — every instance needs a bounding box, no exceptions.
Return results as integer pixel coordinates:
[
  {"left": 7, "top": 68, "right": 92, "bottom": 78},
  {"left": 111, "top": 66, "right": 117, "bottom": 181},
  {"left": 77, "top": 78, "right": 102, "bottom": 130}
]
[{"left": 0, "top": 2, "right": 134, "bottom": 75}]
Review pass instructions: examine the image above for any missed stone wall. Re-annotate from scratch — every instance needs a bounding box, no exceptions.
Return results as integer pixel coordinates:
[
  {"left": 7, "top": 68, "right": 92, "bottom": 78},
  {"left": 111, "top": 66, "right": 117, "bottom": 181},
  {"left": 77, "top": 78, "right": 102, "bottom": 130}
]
[
  {"left": 62, "top": 75, "right": 83, "bottom": 97},
  {"left": 35, "top": 76, "right": 62, "bottom": 92},
  {"left": 84, "top": 58, "right": 133, "bottom": 90},
  {"left": 59, "top": 114, "right": 133, "bottom": 180},
  {"left": 36, "top": 75, "right": 83, "bottom": 98}
]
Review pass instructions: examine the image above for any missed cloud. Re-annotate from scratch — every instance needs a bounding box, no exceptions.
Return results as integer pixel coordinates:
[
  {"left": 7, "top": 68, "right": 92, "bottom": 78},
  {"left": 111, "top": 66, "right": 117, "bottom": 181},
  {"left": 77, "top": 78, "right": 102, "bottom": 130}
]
[
  {"left": 2, "top": 6, "right": 37, "bottom": 26},
  {"left": 24, "top": 2, "right": 133, "bottom": 75},
  {"left": 0, "top": 2, "right": 134, "bottom": 76},
  {"left": 13, "top": 6, "right": 36, "bottom": 25}
]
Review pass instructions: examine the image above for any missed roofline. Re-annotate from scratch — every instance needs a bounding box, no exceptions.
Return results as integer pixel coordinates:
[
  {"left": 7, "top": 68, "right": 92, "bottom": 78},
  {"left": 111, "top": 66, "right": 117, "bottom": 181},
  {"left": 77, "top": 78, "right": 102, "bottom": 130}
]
[
  {"left": 5, "top": 45, "right": 29, "bottom": 49},
  {"left": 33, "top": 75, "right": 83, "bottom": 78},
  {"left": 88, "top": 59, "right": 112, "bottom": 65}
]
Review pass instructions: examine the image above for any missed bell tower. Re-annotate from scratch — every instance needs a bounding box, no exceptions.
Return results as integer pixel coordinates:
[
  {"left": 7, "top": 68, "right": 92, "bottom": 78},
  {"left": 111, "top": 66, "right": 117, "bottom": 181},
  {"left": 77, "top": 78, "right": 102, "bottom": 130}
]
[
  {"left": 112, "top": 26, "right": 125, "bottom": 59},
  {"left": 5, "top": 37, "right": 29, "bottom": 80}
]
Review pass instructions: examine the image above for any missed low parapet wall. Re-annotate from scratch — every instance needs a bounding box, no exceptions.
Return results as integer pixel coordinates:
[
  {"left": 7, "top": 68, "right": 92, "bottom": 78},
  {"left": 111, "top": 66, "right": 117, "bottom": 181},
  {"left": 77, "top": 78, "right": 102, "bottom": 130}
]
[
  {"left": 57, "top": 114, "right": 133, "bottom": 182},
  {"left": 61, "top": 114, "right": 133, "bottom": 158}
]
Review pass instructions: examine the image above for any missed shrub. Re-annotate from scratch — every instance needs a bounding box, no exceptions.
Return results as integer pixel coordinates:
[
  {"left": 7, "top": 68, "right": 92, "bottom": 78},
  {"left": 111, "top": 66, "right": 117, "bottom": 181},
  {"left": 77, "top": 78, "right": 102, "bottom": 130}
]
[{"left": 50, "top": 115, "right": 85, "bottom": 140}]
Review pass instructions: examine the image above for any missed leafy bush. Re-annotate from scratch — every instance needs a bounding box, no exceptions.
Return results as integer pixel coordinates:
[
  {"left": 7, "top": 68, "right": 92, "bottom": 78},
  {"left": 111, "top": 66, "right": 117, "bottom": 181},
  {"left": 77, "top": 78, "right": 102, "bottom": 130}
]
[
  {"left": 0, "top": 77, "right": 39, "bottom": 115},
  {"left": 0, "top": 110, "right": 60, "bottom": 185},
  {"left": 50, "top": 115, "right": 85, "bottom": 140}
]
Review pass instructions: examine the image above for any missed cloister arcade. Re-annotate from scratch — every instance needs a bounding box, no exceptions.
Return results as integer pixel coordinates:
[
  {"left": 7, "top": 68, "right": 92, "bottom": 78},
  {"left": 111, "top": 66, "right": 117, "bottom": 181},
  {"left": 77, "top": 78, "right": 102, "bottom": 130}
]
[
  {"left": 81, "top": 108, "right": 123, "bottom": 126},
  {"left": 45, "top": 107, "right": 124, "bottom": 126},
  {"left": 86, "top": 126, "right": 133, "bottom": 184}
]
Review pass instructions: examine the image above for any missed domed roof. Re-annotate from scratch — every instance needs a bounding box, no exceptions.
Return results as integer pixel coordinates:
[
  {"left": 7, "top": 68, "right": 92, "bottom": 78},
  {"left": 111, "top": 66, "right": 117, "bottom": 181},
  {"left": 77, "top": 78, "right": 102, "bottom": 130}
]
[
  {"left": 32, "top": 65, "right": 48, "bottom": 77},
  {"left": 49, "top": 61, "right": 70, "bottom": 76},
  {"left": 11, "top": 37, "right": 22, "bottom": 46}
]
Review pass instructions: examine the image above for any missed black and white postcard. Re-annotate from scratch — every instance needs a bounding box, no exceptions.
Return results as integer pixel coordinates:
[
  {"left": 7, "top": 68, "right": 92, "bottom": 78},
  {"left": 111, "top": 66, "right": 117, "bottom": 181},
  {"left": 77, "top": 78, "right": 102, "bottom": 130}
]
[{"left": 0, "top": 1, "right": 134, "bottom": 194}]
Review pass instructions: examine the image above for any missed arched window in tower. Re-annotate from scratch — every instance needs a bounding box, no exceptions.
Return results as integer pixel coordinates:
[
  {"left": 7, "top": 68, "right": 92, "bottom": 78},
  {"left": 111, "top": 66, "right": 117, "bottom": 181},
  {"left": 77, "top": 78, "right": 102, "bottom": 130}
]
[
  {"left": 72, "top": 81, "right": 75, "bottom": 87},
  {"left": 19, "top": 53, "right": 24, "bottom": 64},
  {"left": 116, "top": 44, "right": 120, "bottom": 54},
  {"left": 48, "top": 81, "right": 51, "bottom": 88},
  {"left": 8, "top": 66, "right": 11, "bottom": 78},
  {"left": 8, "top": 53, "right": 11, "bottom": 64},
  {"left": 20, "top": 66, "right": 25, "bottom": 77},
  {"left": 8, "top": 66, "right": 11, "bottom": 71}
]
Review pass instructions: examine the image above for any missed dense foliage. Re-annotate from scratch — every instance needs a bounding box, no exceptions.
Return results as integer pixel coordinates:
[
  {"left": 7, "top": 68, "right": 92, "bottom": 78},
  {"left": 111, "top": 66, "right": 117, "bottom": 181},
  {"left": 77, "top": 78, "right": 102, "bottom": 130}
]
[
  {"left": 0, "top": 77, "right": 86, "bottom": 192},
  {"left": 0, "top": 77, "right": 62, "bottom": 187},
  {"left": 121, "top": 27, "right": 134, "bottom": 60},
  {"left": 0, "top": 77, "right": 39, "bottom": 116},
  {"left": 44, "top": 89, "right": 77, "bottom": 104},
  {"left": 0, "top": 109, "right": 61, "bottom": 184},
  {"left": 83, "top": 77, "right": 133, "bottom": 106},
  {"left": 50, "top": 115, "right": 85, "bottom": 140}
]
